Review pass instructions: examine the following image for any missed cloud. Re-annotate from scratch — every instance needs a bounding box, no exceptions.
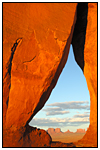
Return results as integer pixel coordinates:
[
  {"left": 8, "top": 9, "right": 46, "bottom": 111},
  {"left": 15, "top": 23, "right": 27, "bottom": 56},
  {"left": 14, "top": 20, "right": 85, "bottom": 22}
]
[
  {"left": 68, "top": 117, "right": 89, "bottom": 123},
  {"left": 31, "top": 117, "right": 89, "bottom": 127},
  {"left": 43, "top": 107, "right": 70, "bottom": 116},
  {"left": 30, "top": 112, "right": 89, "bottom": 128},
  {"left": 42, "top": 101, "right": 90, "bottom": 116},
  {"left": 73, "top": 113, "right": 90, "bottom": 118},
  {"left": 46, "top": 111, "right": 70, "bottom": 116},
  {"left": 46, "top": 101, "right": 90, "bottom": 110},
  {"left": 43, "top": 107, "right": 62, "bottom": 112},
  {"left": 29, "top": 101, "right": 90, "bottom": 128},
  {"left": 84, "top": 111, "right": 90, "bottom": 114},
  {"left": 30, "top": 118, "right": 68, "bottom": 127}
]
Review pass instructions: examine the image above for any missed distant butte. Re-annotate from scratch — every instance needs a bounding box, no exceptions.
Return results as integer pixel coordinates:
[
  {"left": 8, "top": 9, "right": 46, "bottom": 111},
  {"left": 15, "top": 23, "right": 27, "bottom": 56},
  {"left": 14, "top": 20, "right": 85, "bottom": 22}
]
[
  {"left": 65, "top": 130, "right": 73, "bottom": 133},
  {"left": 76, "top": 129, "right": 86, "bottom": 133},
  {"left": 3, "top": 3, "right": 97, "bottom": 147},
  {"left": 47, "top": 128, "right": 86, "bottom": 134}
]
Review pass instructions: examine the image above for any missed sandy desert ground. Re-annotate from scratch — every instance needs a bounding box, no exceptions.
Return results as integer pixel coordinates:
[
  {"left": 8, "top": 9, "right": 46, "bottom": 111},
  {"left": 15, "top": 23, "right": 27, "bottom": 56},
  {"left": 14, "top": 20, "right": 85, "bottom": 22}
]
[{"left": 51, "top": 133, "right": 85, "bottom": 143}]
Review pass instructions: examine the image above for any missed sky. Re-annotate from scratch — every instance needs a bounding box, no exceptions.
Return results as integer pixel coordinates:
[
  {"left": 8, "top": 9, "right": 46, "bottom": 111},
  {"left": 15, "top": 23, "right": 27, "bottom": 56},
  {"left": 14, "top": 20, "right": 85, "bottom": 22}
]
[{"left": 29, "top": 44, "right": 90, "bottom": 132}]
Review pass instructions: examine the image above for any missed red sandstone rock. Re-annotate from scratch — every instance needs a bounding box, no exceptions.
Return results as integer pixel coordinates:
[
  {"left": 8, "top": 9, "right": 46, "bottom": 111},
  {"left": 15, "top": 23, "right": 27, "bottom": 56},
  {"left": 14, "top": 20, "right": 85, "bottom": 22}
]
[
  {"left": 3, "top": 3, "right": 77, "bottom": 131},
  {"left": 47, "top": 128, "right": 55, "bottom": 134},
  {"left": 47, "top": 128, "right": 62, "bottom": 134},
  {"left": 75, "top": 3, "right": 97, "bottom": 147},
  {"left": 3, "top": 2, "right": 97, "bottom": 148},
  {"left": 3, "top": 3, "right": 77, "bottom": 147},
  {"left": 65, "top": 130, "right": 73, "bottom": 133},
  {"left": 75, "top": 125, "right": 97, "bottom": 147},
  {"left": 55, "top": 128, "right": 62, "bottom": 133},
  {"left": 76, "top": 129, "right": 86, "bottom": 133},
  {"left": 3, "top": 125, "right": 52, "bottom": 147}
]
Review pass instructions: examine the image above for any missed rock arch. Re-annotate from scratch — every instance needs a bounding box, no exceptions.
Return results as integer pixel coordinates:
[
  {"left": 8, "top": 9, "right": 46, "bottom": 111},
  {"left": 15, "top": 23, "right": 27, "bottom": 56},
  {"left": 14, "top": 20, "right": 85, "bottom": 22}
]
[{"left": 3, "top": 3, "right": 97, "bottom": 147}]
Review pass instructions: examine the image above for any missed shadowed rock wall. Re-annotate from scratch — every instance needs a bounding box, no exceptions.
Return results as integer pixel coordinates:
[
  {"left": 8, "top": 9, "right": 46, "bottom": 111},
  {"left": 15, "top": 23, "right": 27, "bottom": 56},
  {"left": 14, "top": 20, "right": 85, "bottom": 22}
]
[
  {"left": 3, "top": 3, "right": 97, "bottom": 147},
  {"left": 72, "top": 3, "right": 88, "bottom": 70}
]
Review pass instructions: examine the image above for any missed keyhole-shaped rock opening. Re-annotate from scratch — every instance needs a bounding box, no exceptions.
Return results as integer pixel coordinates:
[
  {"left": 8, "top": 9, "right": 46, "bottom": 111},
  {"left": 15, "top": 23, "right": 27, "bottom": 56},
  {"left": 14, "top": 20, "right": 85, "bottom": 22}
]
[
  {"left": 29, "top": 44, "right": 90, "bottom": 143},
  {"left": 3, "top": 3, "right": 97, "bottom": 147}
]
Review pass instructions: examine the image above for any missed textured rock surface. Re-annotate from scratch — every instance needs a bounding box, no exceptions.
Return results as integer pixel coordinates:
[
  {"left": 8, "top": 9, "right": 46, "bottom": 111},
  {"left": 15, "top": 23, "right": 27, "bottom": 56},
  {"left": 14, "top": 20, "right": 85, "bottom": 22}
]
[
  {"left": 3, "top": 125, "right": 52, "bottom": 147},
  {"left": 3, "top": 2, "right": 97, "bottom": 147},
  {"left": 75, "top": 3, "right": 97, "bottom": 147},
  {"left": 3, "top": 3, "right": 77, "bottom": 147},
  {"left": 3, "top": 3, "right": 77, "bottom": 130}
]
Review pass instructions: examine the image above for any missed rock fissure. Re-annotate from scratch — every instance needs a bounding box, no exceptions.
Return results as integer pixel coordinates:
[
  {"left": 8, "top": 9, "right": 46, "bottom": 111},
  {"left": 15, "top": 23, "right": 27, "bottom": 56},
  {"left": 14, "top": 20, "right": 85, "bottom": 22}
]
[
  {"left": 23, "top": 56, "right": 36, "bottom": 64},
  {"left": 71, "top": 2, "right": 88, "bottom": 71},
  {"left": 3, "top": 38, "right": 23, "bottom": 126},
  {"left": 3, "top": 38, "right": 22, "bottom": 80}
]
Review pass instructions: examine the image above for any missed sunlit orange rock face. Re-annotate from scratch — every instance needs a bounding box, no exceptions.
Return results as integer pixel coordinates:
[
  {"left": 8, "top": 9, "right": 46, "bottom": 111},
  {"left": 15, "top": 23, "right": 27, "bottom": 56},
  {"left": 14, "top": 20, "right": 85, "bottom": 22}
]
[
  {"left": 76, "top": 3, "right": 97, "bottom": 147},
  {"left": 3, "top": 3, "right": 97, "bottom": 147},
  {"left": 3, "top": 3, "right": 77, "bottom": 147}
]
